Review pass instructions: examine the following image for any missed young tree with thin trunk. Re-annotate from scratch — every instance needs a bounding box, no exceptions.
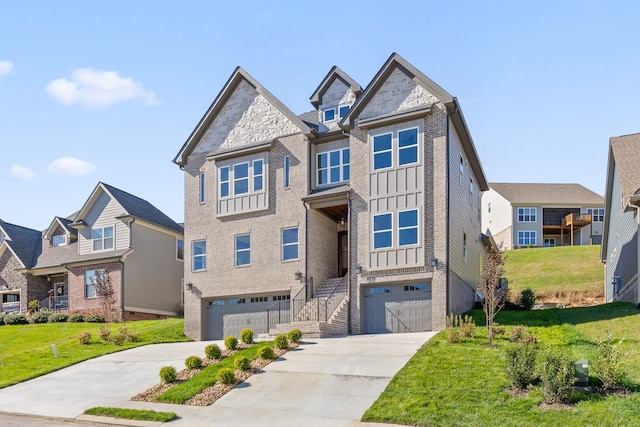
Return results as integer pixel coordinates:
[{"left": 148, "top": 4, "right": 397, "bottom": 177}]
[
  {"left": 93, "top": 268, "right": 116, "bottom": 323},
  {"left": 477, "top": 243, "right": 506, "bottom": 345}
]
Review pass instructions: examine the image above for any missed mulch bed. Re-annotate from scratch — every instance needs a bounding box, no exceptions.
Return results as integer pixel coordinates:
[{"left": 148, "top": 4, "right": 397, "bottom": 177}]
[{"left": 132, "top": 343, "right": 298, "bottom": 406}]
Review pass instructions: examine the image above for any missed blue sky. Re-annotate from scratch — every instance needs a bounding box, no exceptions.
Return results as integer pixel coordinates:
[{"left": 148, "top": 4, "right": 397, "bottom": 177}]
[{"left": 1, "top": 1, "right": 639, "bottom": 230}]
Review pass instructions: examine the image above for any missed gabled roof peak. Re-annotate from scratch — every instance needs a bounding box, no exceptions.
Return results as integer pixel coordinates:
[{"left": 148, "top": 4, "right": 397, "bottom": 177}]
[{"left": 309, "top": 66, "right": 362, "bottom": 109}]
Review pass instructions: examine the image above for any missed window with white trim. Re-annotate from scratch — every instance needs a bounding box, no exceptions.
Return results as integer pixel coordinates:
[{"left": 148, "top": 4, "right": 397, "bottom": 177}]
[
  {"left": 518, "top": 231, "right": 536, "bottom": 246},
  {"left": 192, "top": 240, "right": 206, "bottom": 271},
  {"left": 338, "top": 104, "right": 350, "bottom": 118},
  {"left": 233, "top": 162, "right": 249, "bottom": 195},
  {"left": 218, "top": 158, "right": 266, "bottom": 199},
  {"left": 373, "top": 133, "right": 393, "bottom": 170},
  {"left": 398, "top": 209, "right": 419, "bottom": 246},
  {"left": 253, "top": 159, "right": 263, "bottom": 191},
  {"left": 373, "top": 213, "right": 393, "bottom": 249},
  {"left": 518, "top": 207, "right": 537, "bottom": 222},
  {"left": 177, "top": 239, "right": 184, "bottom": 261},
  {"left": 84, "top": 269, "right": 104, "bottom": 298},
  {"left": 282, "top": 227, "right": 299, "bottom": 261},
  {"left": 92, "top": 226, "right": 113, "bottom": 251},
  {"left": 317, "top": 148, "right": 350, "bottom": 186},
  {"left": 219, "top": 166, "right": 230, "bottom": 197},
  {"left": 284, "top": 156, "right": 290, "bottom": 189},
  {"left": 372, "top": 126, "right": 420, "bottom": 170},
  {"left": 323, "top": 108, "right": 336, "bottom": 122},
  {"left": 398, "top": 127, "right": 418, "bottom": 166},
  {"left": 235, "top": 234, "right": 251, "bottom": 266},
  {"left": 587, "top": 208, "right": 604, "bottom": 222},
  {"left": 52, "top": 235, "right": 67, "bottom": 247},
  {"left": 199, "top": 172, "right": 205, "bottom": 204}
]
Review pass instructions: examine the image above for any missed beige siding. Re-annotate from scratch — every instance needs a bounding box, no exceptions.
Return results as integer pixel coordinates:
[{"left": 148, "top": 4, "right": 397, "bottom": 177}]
[
  {"left": 77, "top": 192, "right": 130, "bottom": 255},
  {"left": 481, "top": 188, "right": 513, "bottom": 248},
  {"left": 123, "top": 223, "right": 183, "bottom": 315}
]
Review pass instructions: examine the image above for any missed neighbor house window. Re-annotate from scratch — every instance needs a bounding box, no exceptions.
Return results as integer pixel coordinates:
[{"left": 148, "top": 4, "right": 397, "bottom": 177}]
[
  {"left": 52, "top": 235, "right": 67, "bottom": 247},
  {"left": 192, "top": 240, "right": 206, "bottom": 271},
  {"left": 323, "top": 108, "right": 336, "bottom": 122},
  {"left": 459, "top": 156, "right": 464, "bottom": 187},
  {"left": 398, "top": 127, "right": 418, "bottom": 166},
  {"left": 199, "top": 172, "right": 205, "bottom": 204},
  {"left": 373, "top": 213, "right": 393, "bottom": 249},
  {"left": 373, "top": 133, "right": 393, "bottom": 170},
  {"left": 398, "top": 209, "right": 419, "bottom": 246},
  {"left": 518, "top": 231, "right": 536, "bottom": 246},
  {"left": 284, "top": 156, "right": 290, "bottom": 189},
  {"left": 235, "top": 234, "right": 251, "bottom": 266},
  {"left": 469, "top": 178, "right": 474, "bottom": 205},
  {"left": 587, "top": 208, "right": 604, "bottom": 222},
  {"left": 282, "top": 227, "right": 299, "bottom": 261},
  {"left": 518, "top": 207, "right": 536, "bottom": 222},
  {"left": 488, "top": 202, "right": 492, "bottom": 213},
  {"left": 219, "top": 166, "right": 230, "bottom": 198},
  {"left": 92, "top": 226, "right": 113, "bottom": 251},
  {"left": 84, "top": 269, "right": 104, "bottom": 298},
  {"left": 317, "top": 148, "right": 350, "bottom": 186},
  {"left": 176, "top": 239, "right": 184, "bottom": 261}
]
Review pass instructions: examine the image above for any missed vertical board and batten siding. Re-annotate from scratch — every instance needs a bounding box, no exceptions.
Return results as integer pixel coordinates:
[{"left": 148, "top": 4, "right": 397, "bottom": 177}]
[
  {"left": 216, "top": 152, "right": 269, "bottom": 217},
  {"left": 77, "top": 191, "right": 130, "bottom": 255},
  {"left": 123, "top": 223, "right": 182, "bottom": 315},
  {"left": 368, "top": 119, "right": 424, "bottom": 270},
  {"left": 446, "top": 121, "right": 483, "bottom": 302},
  {"left": 604, "top": 169, "right": 638, "bottom": 302},
  {"left": 481, "top": 189, "right": 514, "bottom": 249}
]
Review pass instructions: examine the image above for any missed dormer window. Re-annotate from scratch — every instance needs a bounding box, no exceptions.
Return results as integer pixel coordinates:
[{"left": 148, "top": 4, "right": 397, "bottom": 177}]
[
  {"left": 338, "top": 104, "right": 350, "bottom": 118},
  {"left": 323, "top": 108, "right": 336, "bottom": 122},
  {"left": 52, "top": 235, "right": 67, "bottom": 247},
  {"left": 92, "top": 226, "right": 114, "bottom": 251}
]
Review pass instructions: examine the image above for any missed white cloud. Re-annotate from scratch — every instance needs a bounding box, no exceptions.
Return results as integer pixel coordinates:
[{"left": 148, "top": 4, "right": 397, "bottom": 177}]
[
  {"left": 47, "top": 157, "right": 95, "bottom": 176},
  {"left": 0, "top": 61, "right": 14, "bottom": 77},
  {"left": 10, "top": 164, "right": 35, "bottom": 180},
  {"left": 45, "top": 68, "right": 158, "bottom": 108}
]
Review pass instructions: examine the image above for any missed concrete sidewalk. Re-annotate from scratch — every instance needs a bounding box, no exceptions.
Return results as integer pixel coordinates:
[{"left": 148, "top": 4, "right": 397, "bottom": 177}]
[{"left": 0, "top": 332, "right": 436, "bottom": 426}]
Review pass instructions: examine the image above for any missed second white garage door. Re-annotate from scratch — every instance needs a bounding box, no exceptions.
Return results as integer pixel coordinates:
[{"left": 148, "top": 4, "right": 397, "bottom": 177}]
[{"left": 363, "top": 283, "right": 432, "bottom": 334}]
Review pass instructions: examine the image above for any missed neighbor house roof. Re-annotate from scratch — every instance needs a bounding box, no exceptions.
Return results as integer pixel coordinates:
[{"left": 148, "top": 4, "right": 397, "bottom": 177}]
[
  {"left": 609, "top": 133, "right": 640, "bottom": 204},
  {"left": 489, "top": 183, "right": 604, "bottom": 205},
  {"left": 32, "top": 243, "right": 132, "bottom": 271},
  {"left": 0, "top": 220, "right": 42, "bottom": 268}
]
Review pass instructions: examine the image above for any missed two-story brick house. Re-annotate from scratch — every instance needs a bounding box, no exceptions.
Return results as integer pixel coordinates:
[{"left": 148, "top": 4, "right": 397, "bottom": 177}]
[{"left": 174, "top": 53, "right": 489, "bottom": 340}]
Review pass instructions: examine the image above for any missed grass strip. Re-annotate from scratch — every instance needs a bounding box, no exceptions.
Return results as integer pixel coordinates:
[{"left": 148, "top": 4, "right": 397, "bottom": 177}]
[
  {"left": 157, "top": 342, "right": 273, "bottom": 404},
  {"left": 84, "top": 407, "right": 176, "bottom": 422}
]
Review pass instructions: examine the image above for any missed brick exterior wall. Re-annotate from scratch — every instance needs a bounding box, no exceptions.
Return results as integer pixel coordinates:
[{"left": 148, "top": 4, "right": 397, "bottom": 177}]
[{"left": 67, "top": 261, "right": 123, "bottom": 321}]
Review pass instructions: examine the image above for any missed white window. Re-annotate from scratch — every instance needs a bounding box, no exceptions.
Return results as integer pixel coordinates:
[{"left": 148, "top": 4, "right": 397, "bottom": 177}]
[
  {"left": 587, "top": 208, "right": 604, "bottom": 222},
  {"left": 338, "top": 104, "right": 350, "bottom": 118},
  {"left": 92, "top": 226, "right": 114, "bottom": 251},
  {"left": 218, "top": 158, "right": 266, "bottom": 199},
  {"left": 518, "top": 207, "right": 536, "bottom": 222},
  {"left": 518, "top": 231, "right": 536, "bottom": 246},
  {"left": 199, "top": 172, "right": 205, "bottom": 204},
  {"left": 323, "top": 108, "right": 336, "bottom": 122},
  {"left": 372, "top": 127, "right": 420, "bottom": 170},
  {"left": 398, "top": 127, "right": 419, "bottom": 166},
  {"left": 284, "top": 156, "right": 290, "bottom": 189},
  {"left": 84, "top": 269, "right": 104, "bottom": 298},
  {"left": 317, "top": 148, "right": 350, "bottom": 186},
  {"left": 177, "top": 239, "right": 184, "bottom": 261},
  {"left": 234, "top": 162, "right": 249, "bottom": 195},
  {"left": 282, "top": 227, "right": 299, "bottom": 261},
  {"left": 219, "top": 166, "right": 230, "bottom": 197},
  {"left": 52, "top": 235, "right": 67, "bottom": 247},
  {"left": 544, "top": 238, "right": 556, "bottom": 247},
  {"left": 398, "top": 209, "right": 419, "bottom": 246},
  {"left": 192, "top": 240, "right": 206, "bottom": 271},
  {"left": 373, "top": 133, "right": 393, "bottom": 170},
  {"left": 373, "top": 213, "right": 393, "bottom": 249},
  {"left": 235, "top": 234, "right": 251, "bottom": 266}
]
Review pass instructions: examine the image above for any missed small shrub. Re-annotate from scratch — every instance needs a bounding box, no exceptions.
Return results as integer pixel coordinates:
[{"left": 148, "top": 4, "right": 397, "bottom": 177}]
[
  {"left": 78, "top": 332, "right": 91, "bottom": 345},
  {"left": 459, "top": 315, "right": 476, "bottom": 338},
  {"left": 86, "top": 314, "right": 105, "bottom": 323},
  {"left": 257, "top": 345, "right": 275, "bottom": 360},
  {"left": 240, "top": 328, "right": 254, "bottom": 344},
  {"left": 3, "top": 314, "right": 28, "bottom": 325},
  {"left": 47, "top": 313, "right": 69, "bottom": 323},
  {"left": 30, "top": 311, "right": 50, "bottom": 324},
  {"left": 446, "top": 326, "right": 460, "bottom": 343},
  {"left": 504, "top": 342, "right": 539, "bottom": 389},
  {"left": 111, "top": 333, "right": 126, "bottom": 346},
  {"left": 0, "top": 313, "right": 5, "bottom": 325},
  {"left": 234, "top": 355, "right": 250, "bottom": 371},
  {"left": 68, "top": 313, "right": 85, "bottom": 323},
  {"left": 517, "top": 288, "right": 537, "bottom": 310},
  {"left": 539, "top": 346, "right": 576, "bottom": 403},
  {"left": 224, "top": 336, "right": 238, "bottom": 350},
  {"left": 185, "top": 355, "right": 202, "bottom": 369},
  {"left": 592, "top": 331, "right": 628, "bottom": 390},
  {"left": 274, "top": 334, "right": 289, "bottom": 350},
  {"left": 159, "top": 366, "right": 177, "bottom": 384},
  {"left": 27, "top": 300, "right": 39, "bottom": 314},
  {"left": 492, "top": 324, "right": 506, "bottom": 336},
  {"left": 205, "top": 343, "right": 222, "bottom": 360},
  {"left": 288, "top": 328, "right": 302, "bottom": 343},
  {"left": 217, "top": 368, "right": 236, "bottom": 385},
  {"left": 98, "top": 325, "right": 111, "bottom": 341},
  {"left": 510, "top": 325, "right": 528, "bottom": 343},
  {"left": 118, "top": 326, "right": 139, "bottom": 342}
]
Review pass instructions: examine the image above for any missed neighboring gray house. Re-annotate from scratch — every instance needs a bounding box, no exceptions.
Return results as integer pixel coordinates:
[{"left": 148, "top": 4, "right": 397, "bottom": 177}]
[
  {"left": 482, "top": 183, "right": 605, "bottom": 250},
  {"left": 174, "top": 53, "right": 489, "bottom": 340},
  {"left": 1, "top": 182, "right": 184, "bottom": 319},
  {"left": 601, "top": 133, "right": 640, "bottom": 304}
]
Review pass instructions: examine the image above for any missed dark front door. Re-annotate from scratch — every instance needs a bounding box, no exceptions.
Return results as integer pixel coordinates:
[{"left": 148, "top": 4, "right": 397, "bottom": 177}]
[{"left": 338, "top": 231, "right": 348, "bottom": 277}]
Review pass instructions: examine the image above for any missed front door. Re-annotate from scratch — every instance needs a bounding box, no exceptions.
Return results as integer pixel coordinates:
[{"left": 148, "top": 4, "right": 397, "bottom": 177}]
[{"left": 338, "top": 231, "right": 348, "bottom": 277}]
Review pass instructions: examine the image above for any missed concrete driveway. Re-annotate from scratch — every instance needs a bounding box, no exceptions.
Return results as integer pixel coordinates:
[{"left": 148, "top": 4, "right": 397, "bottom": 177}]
[{"left": 0, "top": 332, "right": 436, "bottom": 426}]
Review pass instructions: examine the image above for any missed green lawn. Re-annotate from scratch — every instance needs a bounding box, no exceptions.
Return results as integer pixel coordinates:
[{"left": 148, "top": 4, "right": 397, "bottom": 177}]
[
  {"left": 363, "top": 303, "right": 640, "bottom": 427},
  {"left": 505, "top": 245, "right": 604, "bottom": 301},
  {"left": 0, "top": 318, "right": 189, "bottom": 388}
]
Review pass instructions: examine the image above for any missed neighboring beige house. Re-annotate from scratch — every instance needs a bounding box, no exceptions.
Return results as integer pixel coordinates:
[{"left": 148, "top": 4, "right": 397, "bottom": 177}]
[
  {"left": 1, "top": 182, "right": 184, "bottom": 320},
  {"left": 601, "top": 133, "right": 640, "bottom": 304},
  {"left": 482, "top": 183, "right": 605, "bottom": 250},
  {"left": 174, "top": 53, "right": 489, "bottom": 340}
]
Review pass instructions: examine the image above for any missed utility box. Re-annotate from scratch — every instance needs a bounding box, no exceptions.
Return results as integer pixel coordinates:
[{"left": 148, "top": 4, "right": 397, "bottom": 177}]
[{"left": 574, "top": 359, "right": 589, "bottom": 387}]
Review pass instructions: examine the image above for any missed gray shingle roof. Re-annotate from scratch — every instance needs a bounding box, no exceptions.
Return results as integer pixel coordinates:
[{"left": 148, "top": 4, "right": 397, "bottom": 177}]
[
  {"left": 490, "top": 183, "right": 604, "bottom": 205},
  {"left": 32, "top": 242, "right": 131, "bottom": 270},
  {"left": 101, "top": 183, "right": 183, "bottom": 234},
  {"left": 610, "top": 133, "right": 640, "bottom": 201},
  {"left": 0, "top": 220, "right": 42, "bottom": 268}
]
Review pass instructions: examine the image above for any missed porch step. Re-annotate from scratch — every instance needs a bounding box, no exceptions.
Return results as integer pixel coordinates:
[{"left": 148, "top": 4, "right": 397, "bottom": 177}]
[{"left": 313, "top": 276, "right": 347, "bottom": 298}]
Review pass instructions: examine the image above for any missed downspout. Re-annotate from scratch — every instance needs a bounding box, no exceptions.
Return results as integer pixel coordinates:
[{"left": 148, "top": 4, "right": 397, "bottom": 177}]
[
  {"left": 347, "top": 191, "right": 352, "bottom": 334},
  {"left": 445, "top": 112, "right": 451, "bottom": 316},
  {"left": 305, "top": 137, "right": 312, "bottom": 300}
]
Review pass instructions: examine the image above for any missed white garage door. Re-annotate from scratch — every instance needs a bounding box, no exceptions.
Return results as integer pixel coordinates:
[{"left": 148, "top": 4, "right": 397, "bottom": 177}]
[
  {"left": 205, "top": 294, "right": 289, "bottom": 340},
  {"left": 363, "top": 283, "right": 432, "bottom": 334}
]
